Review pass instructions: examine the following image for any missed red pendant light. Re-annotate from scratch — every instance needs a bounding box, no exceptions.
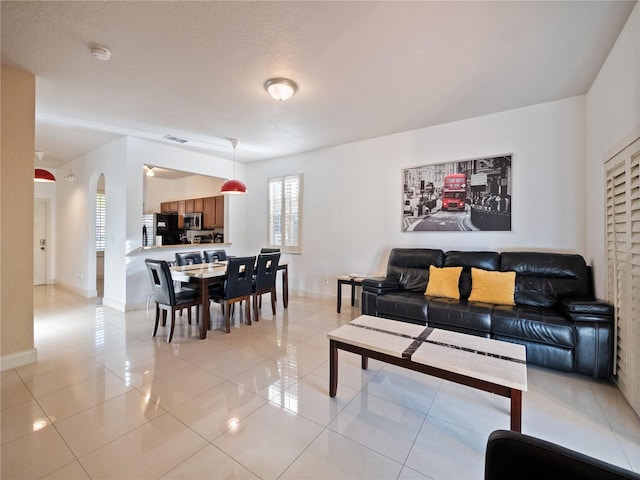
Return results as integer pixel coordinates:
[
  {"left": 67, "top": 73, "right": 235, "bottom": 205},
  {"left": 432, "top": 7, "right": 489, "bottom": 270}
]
[
  {"left": 34, "top": 151, "right": 56, "bottom": 183},
  {"left": 220, "top": 138, "right": 247, "bottom": 195}
]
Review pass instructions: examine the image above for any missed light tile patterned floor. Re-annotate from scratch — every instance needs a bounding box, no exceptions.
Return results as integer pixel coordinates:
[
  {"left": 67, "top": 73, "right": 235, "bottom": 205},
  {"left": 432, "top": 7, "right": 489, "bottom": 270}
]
[{"left": 1, "top": 285, "right": 639, "bottom": 479}]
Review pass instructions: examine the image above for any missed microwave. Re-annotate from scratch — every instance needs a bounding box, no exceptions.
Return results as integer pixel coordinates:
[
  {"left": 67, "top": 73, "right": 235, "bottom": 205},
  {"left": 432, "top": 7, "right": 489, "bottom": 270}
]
[{"left": 183, "top": 212, "right": 202, "bottom": 230}]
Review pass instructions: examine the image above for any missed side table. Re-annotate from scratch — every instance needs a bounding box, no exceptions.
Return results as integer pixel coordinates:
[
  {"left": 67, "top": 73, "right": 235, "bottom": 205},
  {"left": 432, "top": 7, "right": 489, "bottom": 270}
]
[{"left": 336, "top": 274, "right": 366, "bottom": 313}]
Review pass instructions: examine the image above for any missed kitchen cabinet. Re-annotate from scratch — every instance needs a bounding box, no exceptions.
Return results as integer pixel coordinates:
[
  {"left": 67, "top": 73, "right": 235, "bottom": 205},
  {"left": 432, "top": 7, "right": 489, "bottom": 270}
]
[
  {"left": 161, "top": 201, "right": 178, "bottom": 213},
  {"left": 203, "top": 195, "right": 224, "bottom": 228},
  {"left": 184, "top": 199, "right": 194, "bottom": 213},
  {"left": 177, "top": 201, "right": 185, "bottom": 229},
  {"left": 215, "top": 195, "right": 224, "bottom": 227},
  {"left": 193, "top": 197, "right": 203, "bottom": 213}
]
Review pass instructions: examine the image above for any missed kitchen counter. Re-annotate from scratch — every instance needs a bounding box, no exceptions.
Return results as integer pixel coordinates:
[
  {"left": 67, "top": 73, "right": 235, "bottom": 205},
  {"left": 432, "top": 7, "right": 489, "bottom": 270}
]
[{"left": 139, "top": 242, "right": 231, "bottom": 251}]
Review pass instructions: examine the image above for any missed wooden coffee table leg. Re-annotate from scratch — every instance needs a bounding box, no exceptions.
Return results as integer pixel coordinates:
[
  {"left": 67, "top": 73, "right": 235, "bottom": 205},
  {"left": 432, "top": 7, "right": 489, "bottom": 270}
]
[
  {"left": 510, "top": 389, "right": 522, "bottom": 432},
  {"left": 330, "top": 339, "right": 338, "bottom": 397},
  {"left": 361, "top": 355, "right": 368, "bottom": 369}
]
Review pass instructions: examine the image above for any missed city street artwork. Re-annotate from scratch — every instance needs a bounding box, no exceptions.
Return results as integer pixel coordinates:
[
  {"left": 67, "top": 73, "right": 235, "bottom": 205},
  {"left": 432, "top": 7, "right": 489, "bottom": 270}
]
[{"left": 402, "top": 154, "right": 512, "bottom": 232}]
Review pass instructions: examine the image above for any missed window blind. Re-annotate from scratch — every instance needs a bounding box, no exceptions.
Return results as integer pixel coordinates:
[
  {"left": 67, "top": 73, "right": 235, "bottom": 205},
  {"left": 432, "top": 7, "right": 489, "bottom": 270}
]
[
  {"left": 605, "top": 137, "right": 640, "bottom": 415},
  {"left": 96, "top": 192, "right": 106, "bottom": 251},
  {"left": 268, "top": 174, "right": 302, "bottom": 253}
]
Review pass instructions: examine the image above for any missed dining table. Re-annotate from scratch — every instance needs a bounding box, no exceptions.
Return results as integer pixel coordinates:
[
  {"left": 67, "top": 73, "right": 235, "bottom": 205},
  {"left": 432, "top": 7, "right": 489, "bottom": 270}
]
[{"left": 170, "top": 260, "right": 288, "bottom": 339}]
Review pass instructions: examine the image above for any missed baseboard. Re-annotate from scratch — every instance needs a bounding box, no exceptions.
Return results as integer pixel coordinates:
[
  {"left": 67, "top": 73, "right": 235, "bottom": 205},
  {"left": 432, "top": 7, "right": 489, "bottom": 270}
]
[
  {"left": 103, "top": 297, "right": 127, "bottom": 312},
  {"left": 0, "top": 348, "right": 37, "bottom": 372}
]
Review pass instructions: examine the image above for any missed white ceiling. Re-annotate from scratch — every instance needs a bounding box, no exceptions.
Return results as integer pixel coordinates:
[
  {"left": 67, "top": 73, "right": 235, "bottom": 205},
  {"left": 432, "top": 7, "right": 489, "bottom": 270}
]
[{"left": 1, "top": 1, "right": 636, "bottom": 168}]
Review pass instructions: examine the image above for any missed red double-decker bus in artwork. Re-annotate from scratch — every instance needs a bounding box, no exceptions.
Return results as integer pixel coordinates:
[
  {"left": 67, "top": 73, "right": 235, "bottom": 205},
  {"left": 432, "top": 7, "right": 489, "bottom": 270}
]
[{"left": 441, "top": 173, "right": 467, "bottom": 211}]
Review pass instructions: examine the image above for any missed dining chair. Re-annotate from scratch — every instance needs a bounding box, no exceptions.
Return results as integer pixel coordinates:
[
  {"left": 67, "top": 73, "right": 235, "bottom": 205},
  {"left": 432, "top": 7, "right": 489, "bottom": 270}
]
[
  {"left": 209, "top": 256, "right": 256, "bottom": 333},
  {"left": 251, "top": 252, "right": 281, "bottom": 323},
  {"left": 260, "top": 248, "right": 281, "bottom": 254},
  {"left": 203, "top": 249, "right": 227, "bottom": 262},
  {"left": 175, "top": 252, "right": 203, "bottom": 265},
  {"left": 145, "top": 259, "right": 200, "bottom": 343}
]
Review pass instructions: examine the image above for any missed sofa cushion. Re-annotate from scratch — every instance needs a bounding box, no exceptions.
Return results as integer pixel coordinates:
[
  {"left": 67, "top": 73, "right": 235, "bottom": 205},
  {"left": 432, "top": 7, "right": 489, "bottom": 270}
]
[
  {"left": 425, "top": 265, "right": 462, "bottom": 299},
  {"left": 387, "top": 248, "right": 444, "bottom": 293},
  {"left": 500, "top": 252, "right": 590, "bottom": 308},
  {"left": 426, "top": 298, "right": 493, "bottom": 334},
  {"left": 376, "top": 291, "right": 429, "bottom": 324},
  {"left": 492, "top": 304, "right": 576, "bottom": 348},
  {"left": 468, "top": 268, "right": 516, "bottom": 305}
]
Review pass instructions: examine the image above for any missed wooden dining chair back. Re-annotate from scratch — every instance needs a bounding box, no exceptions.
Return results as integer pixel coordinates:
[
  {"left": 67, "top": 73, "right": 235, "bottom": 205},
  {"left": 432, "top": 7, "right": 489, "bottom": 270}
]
[
  {"left": 145, "top": 259, "right": 200, "bottom": 342},
  {"left": 209, "top": 256, "right": 256, "bottom": 333},
  {"left": 252, "top": 253, "right": 281, "bottom": 323},
  {"left": 175, "top": 252, "right": 203, "bottom": 265},
  {"left": 203, "top": 249, "right": 227, "bottom": 262}
]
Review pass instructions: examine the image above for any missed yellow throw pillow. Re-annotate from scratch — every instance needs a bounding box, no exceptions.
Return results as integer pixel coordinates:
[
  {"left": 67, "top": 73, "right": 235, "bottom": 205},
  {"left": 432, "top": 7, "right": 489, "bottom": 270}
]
[
  {"left": 425, "top": 265, "right": 462, "bottom": 300},
  {"left": 468, "top": 268, "right": 516, "bottom": 305}
]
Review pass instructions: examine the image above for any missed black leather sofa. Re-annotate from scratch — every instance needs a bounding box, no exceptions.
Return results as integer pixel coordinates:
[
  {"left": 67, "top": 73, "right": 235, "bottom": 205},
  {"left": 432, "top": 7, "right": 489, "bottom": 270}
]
[
  {"left": 362, "top": 248, "right": 614, "bottom": 379},
  {"left": 485, "top": 430, "right": 640, "bottom": 480}
]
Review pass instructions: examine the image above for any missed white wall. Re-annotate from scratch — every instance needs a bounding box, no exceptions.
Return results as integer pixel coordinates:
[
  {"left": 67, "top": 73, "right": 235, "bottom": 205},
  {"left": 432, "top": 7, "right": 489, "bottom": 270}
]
[
  {"left": 246, "top": 96, "right": 588, "bottom": 297},
  {"left": 55, "top": 138, "right": 128, "bottom": 303},
  {"left": 586, "top": 3, "right": 640, "bottom": 297}
]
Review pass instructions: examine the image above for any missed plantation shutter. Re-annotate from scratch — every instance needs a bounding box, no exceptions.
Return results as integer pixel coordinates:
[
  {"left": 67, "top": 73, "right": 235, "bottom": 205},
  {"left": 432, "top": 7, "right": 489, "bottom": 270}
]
[
  {"left": 268, "top": 174, "right": 302, "bottom": 253},
  {"left": 96, "top": 192, "right": 106, "bottom": 251},
  {"left": 605, "top": 137, "right": 640, "bottom": 415}
]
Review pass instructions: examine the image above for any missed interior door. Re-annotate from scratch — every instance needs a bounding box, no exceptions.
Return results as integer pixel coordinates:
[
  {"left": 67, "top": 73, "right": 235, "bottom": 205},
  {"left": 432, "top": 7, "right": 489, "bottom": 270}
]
[{"left": 34, "top": 199, "right": 48, "bottom": 285}]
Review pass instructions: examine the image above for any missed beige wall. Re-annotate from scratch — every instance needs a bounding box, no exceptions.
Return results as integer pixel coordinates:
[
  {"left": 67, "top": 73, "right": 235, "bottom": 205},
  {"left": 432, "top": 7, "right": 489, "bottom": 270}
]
[{"left": 1, "top": 69, "right": 36, "bottom": 369}]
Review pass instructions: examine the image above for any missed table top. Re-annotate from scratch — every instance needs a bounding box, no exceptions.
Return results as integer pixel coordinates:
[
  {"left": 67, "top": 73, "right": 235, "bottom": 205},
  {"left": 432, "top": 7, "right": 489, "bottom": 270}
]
[
  {"left": 170, "top": 261, "right": 288, "bottom": 281},
  {"left": 327, "top": 314, "right": 527, "bottom": 391}
]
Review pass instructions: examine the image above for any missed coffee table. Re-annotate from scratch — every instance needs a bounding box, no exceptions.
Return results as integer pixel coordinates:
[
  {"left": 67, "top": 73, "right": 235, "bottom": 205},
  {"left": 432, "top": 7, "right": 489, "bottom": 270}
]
[{"left": 327, "top": 315, "right": 527, "bottom": 431}]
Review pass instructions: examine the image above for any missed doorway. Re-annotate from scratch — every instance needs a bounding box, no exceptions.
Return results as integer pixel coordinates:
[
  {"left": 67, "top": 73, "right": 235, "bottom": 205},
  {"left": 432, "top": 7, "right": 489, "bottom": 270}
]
[{"left": 33, "top": 199, "right": 49, "bottom": 285}]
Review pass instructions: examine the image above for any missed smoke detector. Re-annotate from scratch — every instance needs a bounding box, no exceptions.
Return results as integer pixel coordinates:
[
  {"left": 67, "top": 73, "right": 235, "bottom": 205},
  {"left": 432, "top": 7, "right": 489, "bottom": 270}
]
[{"left": 91, "top": 45, "right": 111, "bottom": 61}]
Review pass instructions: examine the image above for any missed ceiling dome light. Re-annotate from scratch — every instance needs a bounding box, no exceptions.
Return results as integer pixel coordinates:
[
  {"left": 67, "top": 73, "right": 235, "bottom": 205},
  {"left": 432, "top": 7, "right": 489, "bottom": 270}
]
[
  {"left": 264, "top": 78, "right": 297, "bottom": 101},
  {"left": 91, "top": 45, "right": 111, "bottom": 61}
]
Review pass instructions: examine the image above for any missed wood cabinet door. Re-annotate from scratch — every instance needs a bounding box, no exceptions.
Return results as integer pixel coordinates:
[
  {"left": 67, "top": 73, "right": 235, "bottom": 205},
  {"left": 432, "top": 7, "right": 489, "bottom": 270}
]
[
  {"left": 203, "top": 196, "right": 216, "bottom": 228},
  {"left": 184, "top": 199, "right": 194, "bottom": 213},
  {"left": 193, "top": 197, "right": 204, "bottom": 213},
  {"left": 215, "top": 195, "right": 224, "bottom": 227},
  {"left": 160, "top": 202, "right": 170, "bottom": 213}
]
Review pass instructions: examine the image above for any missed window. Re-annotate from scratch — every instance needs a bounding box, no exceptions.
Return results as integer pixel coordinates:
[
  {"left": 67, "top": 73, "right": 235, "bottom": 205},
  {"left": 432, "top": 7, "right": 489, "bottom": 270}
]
[
  {"left": 605, "top": 135, "right": 640, "bottom": 416},
  {"left": 268, "top": 174, "right": 302, "bottom": 253},
  {"left": 96, "top": 192, "right": 106, "bottom": 251}
]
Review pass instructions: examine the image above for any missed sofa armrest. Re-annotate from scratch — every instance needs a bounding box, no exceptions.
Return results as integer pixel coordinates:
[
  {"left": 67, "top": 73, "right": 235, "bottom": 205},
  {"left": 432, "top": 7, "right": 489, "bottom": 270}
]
[
  {"left": 362, "top": 277, "right": 399, "bottom": 295},
  {"left": 560, "top": 297, "right": 613, "bottom": 323},
  {"left": 485, "top": 430, "right": 640, "bottom": 480}
]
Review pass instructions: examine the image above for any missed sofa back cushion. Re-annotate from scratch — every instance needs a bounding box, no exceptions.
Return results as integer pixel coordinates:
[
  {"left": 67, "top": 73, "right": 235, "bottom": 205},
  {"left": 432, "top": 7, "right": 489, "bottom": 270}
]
[
  {"left": 500, "top": 252, "right": 590, "bottom": 308},
  {"left": 444, "top": 251, "right": 501, "bottom": 299},
  {"left": 387, "top": 248, "right": 444, "bottom": 292}
]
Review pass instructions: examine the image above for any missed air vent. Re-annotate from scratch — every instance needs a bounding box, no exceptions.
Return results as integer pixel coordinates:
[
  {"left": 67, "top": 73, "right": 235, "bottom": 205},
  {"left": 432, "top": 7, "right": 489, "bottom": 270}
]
[{"left": 162, "top": 135, "right": 188, "bottom": 144}]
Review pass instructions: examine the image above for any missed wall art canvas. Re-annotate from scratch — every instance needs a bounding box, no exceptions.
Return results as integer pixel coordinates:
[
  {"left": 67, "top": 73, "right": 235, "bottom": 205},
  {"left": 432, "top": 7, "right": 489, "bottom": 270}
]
[{"left": 402, "top": 154, "right": 512, "bottom": 232}]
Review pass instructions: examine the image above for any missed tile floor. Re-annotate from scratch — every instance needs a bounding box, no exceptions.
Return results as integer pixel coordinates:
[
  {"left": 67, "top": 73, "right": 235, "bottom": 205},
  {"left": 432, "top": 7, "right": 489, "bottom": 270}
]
[{"left": 1, "top": 285, "right": 639, "bottom": 479}]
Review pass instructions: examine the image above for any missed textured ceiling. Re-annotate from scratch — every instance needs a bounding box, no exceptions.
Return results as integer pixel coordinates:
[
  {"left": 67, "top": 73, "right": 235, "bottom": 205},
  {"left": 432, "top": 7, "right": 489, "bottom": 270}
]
[{"left": 1, "top": 1, "right": 636, "bottom": 168}]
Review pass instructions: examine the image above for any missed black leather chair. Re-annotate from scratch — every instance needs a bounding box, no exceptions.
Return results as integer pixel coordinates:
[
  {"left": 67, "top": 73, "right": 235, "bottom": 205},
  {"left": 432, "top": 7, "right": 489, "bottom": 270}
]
[
  {"left": 175, "top": 252, "right": 203, "bottom": 265},
  {"left": 145, "top": 259, "right": 200, "bottom": 343},
  {"left": 485, "top": 430, "right": 640, "bottom": 480},
  {"left": 204, "top": 249, "right": 227, "bottom": 262},
  {"left": 251, "top": 252, "right": 280, "bottom": 323},
  {"left": 209, "top": 256, "right": 256, "bottom": 333},
  {"left": 260, "top": 248, "right": 280, "bottom": 254}
]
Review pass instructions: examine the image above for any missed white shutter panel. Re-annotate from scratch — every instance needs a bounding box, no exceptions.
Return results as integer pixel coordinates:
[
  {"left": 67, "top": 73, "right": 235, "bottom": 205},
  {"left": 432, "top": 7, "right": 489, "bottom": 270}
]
[{"left": 606, "top": 137, "right": 640, "bottom": 415}]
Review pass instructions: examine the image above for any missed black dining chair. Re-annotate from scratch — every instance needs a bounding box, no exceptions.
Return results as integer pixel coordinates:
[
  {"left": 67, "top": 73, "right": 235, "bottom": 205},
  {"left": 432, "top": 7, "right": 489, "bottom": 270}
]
[
  {"left": 145, "top": 259, "right": 200, "bottom": 343},
  {"left": 203, "top": 249, "right": 227, "bottom": 262},
  {"left": 175, "top": 252, "right": 203, "bottom": 266},
  {"left": 260, "top": 248, "right": 281, "bottom": 254},
  {"left": 209, "top": 256, "right": 256, "bottom": 333},
  {"left": 251, "top": 252, "right": 281, "bottom": 323}
]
